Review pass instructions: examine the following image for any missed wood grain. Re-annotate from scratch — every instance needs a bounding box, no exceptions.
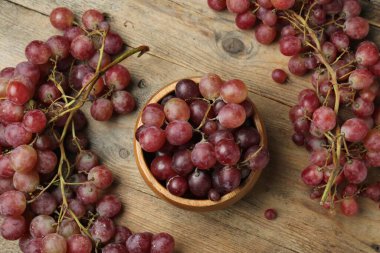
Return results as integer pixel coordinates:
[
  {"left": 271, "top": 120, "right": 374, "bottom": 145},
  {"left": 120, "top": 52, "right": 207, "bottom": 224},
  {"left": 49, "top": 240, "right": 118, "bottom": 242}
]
[{"left": 0, "top": 0, "right": 379, "bottom": 252}]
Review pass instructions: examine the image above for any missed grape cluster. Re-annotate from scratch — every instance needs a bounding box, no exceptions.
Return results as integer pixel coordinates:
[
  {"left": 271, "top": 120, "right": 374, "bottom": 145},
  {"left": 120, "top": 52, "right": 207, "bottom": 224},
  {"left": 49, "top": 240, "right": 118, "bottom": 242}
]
[
  {"left": 136, "top": 74, "right": 269, "bottom": 200},
  {"left": 208, "top": 0, "right": 380, "bottom": 216},
  {"left": 0, "top": 6, "right": 174, "bottom": 253}
]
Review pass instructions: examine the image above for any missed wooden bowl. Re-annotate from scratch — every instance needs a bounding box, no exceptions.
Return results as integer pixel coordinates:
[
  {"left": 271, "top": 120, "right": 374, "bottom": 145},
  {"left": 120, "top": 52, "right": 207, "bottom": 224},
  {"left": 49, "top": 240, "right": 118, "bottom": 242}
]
[{"left": 134, "top": 77, "right": 268, "bottom": 211}]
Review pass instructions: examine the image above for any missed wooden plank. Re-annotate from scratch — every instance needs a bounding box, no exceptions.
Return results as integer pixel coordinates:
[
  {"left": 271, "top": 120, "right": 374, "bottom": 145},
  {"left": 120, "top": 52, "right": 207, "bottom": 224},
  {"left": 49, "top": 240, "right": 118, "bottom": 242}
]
[{"left": 0, "top": 1, "right": 379, "bottom": 253}]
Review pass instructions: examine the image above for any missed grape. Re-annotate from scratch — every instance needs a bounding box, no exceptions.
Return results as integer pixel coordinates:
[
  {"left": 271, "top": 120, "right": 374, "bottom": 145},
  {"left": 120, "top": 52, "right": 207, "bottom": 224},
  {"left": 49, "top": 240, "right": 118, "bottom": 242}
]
[
  {"left": 41, "top": 233, "right": 67, "bottom": 253},
  {"left": 0, "top": 100, "right": 24, "bottom": 124},
  {"left": 322, "top": 42, "right": 337, "bottom": 63},
  {"left": 82, "top": 73, "right": 104, "bottom": 96},
  {"left": 165, "top": 120, "right": 193, "bottom": 146},
  {"left": 30, "top": 215, "right": 56, "bottom": 238},
  {"left": 104, "top": 65, "right": 131, "bottom": 91},
  {"left": 70, "top": 35, "right": 95, "bottom": 60},
  {"left": 175, "top": 79, "right": 201, "bottom": 99},
  {"left": 0, "top": 67, "right": 15, "bottom": 78},
  {"left": 240, "top": 98, "right": 254, "bottom": 117},
  {"left": 25, "top": 40, "right": 52, "bottom": 65},
  {"left": 366, "top": 150, "right": 380, "bottom": 167},
  {"left": 58, "top": 219, "right": 80, "bottom": 238},
  {"left": 164, "top": 98, "right": 190, "bottom": 122},
  {"left": 323, "top": 164, "right": 345, "bottom": 185},
  {"left": 31, "top": 192, "right": 57, "bottom": 215},
  {"left": 343, "top": 159, "right": 367, "bottom": 184},
  {"left": 13, "top": 171, "right": 40, "bottom": 193},
  {"left": 289, "top": 105, "right": 305, "bottom": 122},
  {"left": 312, "top": 106, "right": 336, "bottom": 132},
  {"left": 126, "top": 232, "right": 153, "bottom": 253},
  {"left": 68, "top": 199, "right": 86, "bottom": 219},
  {"left": 199, "top": 73, "right": 223, "bottom": 99},
  {"left": 271, "top": 0, "right": 295, "bottom": 10},
  {"left": 103, "top": 243, "right": 128, "bottom": 253},
  {"left": 220, "top": 79, "right": 248, "bottom": 104},
  {"left": 64, "top": 26, "right": 85, "bottom": 43},
  {"left": 360, "top": 82, "right": 379, "bottom": 102},
  {"left": 309, "top": 148, "right": 332, "bottom": 167},
  {"left": 255, "top": 24, "right": 277, "bottom": 45},
  {"left": 344, "top": 16, "right": 368, "bottom": 40},
  {"left": 212, "top": 166, "right": 241, "bottom": 194},
  {"left": 0, "top": 178, "right": 14, "bottom": 194},
  {"left": 89, "top": 51, "right": 111, "bottom": 70},
  {"left": 104, "top": 32, "right": 124, "bottom": 55},
  {"left": 311, "top": 5, "right": 326, "bottom": 25},
  {"left": 236, "top": 11, "right": 257, "bottom": 30},
  {"left": 90, "top": 217, "right": 115, "bottom": 243},
  {"left": 264, "top": 209, "right": 277, "bottom": 220},
  {"left": 272, "top": 69, "right": 288, "bottom": 84},
  {"left": 226, "top": 0, "right": 250, "bottom": 14},
  {"left": 208, "top": 188, "right": 221, "bottom": 201},
  {"left": 189, "top": 100, "right": 211, "bottom": 126},
  {"left": 340, "top": 198, "right": 359, "bottom": 216},
  {"left": 166, "top": 176, "right": 188, "bottom": 196},
  {"left": 151, "top": 233, "right": 175, "bottom": 253},
  {"left": 244, "top": 146, "right": 270, "bottom": 171},
  {"left": 218, "top": 103, "right": 246, "bottom": 128},
  {"left": 262, "top": 10, "right": 277, "bottom": 26},
  {"left": 301, "top": 165, "right": 323, "bottom": 186},
  {"left": 349, "top": 69, "right": 374, "bottom": 90},
  {"left": 208, "top": 130, "right": 234, "bottom": 145},
  {"left": 292, "top": 133, "right": 305, "bottom": 146},
  {"left": 188, "top": 170, "right": 212, "bottom": 198},
  {"left": 208, "top": 0, "right": 227, "bottom": 11},
  {"left": 138, "top": 126, "right": 166, "bottom": 152},
  {"left": 281, "top": 25, "right": 296, "bottom": 37},
  {"left": 91, "top": 98, "right": 113, "bottom": 121},
  {"left": 288, "top": 55, "right": 307, "bottom": 76},
  {"left": 341, "top": 118, "right": 369, "bottom": 142},
  {"left": 113, "top": 225, "right": 132, "bottom": 245},
  {"left": 69, "top": 64, "right": 93, "bottom": 90},
  {"left": 50, "top": 7, "right": 74, "bottom": 30},
  {"left": 363, "top": 183, "right": 380, "bottom": 202},
  {"left": 355, "top": 41, "right": 379, "bottom": 66},
  {"left": 37, "top": 82, "right": 61, "bottom": 105},
  {"left": 343, "top": 0, "right": 361, "bottom": 18},
  {"left": 111, "top": 90, "right": 136, "bottom": 114},
  {"left": 0, "top": 190, "right": 26, "bottom": 216},
  {"left": 150, "top": 155, "right": 176, "bottom": 181},
  {"left": 23, "top": 109, "right": 47, "bottom": 134},
  {"left": 142, "top": 104, "right": 165, "bottom": 127},
  {"left": 330, "top": 31, "right": 349, "bottom": 52},
  {"left": 35, "top": 150, "right": 57, "bottom": 175},
  {"left": 10, "top": 145, "right": 37, "bottom": 173},
  {"left": 96, "top": 195, "right": 121, "bottom": 219},
  {"left": 0, "top": 216, "right": 26, "bottom": 241},
  {"left": 191, "top": 142, "right": 216, "bottom": 170},
  {"left": 88, "top": 165, "right": 113, "bottom": 189},
  {"left": 67, "top": 234, "right": 92, "bottom": 253},
  {"left": 75, "top": 150, "right": 99, "bottom": 172},
  {"left": 14, "top": 61, "right": 40, "bottom": 86},
  {"left": 298, "top": 89, "right": 320, "bottom": 113},
  {"left": 46, "top": 35, "right": 70, "bottom": 59},
  {"left": 215, "top": 139, "right": 240, "bottom": 165},
  {"left": 351, "top": 97, "right": 374, "bottom": 117},
  {"left": 363, "top": 129, "right": 380, "bottom": 152},
  {"left": 82, "top": 9, "right": 104, "bottom": 30},
  {"left": 342, "top": 183, "right": 358, "bottom": 197},
  {"left": 171, "top": 150, "right": 194, "bottom": 176},
  {"left": 77, "top": 182, "right": 99, "bottom": 204},
  {"left": 279, "top": 36, "right": 302, "bottom": 56},
  {"left": 6, "top": 76, "right": 34, "bottom": 105}
]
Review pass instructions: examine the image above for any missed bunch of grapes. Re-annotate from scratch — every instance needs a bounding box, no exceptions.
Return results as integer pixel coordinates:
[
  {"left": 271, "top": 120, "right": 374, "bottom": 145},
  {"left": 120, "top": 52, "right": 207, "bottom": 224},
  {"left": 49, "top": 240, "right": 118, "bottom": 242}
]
[
  {"left": 208, "top": 0, "right": 380, "bottom": 216},
  {"left": 0, "top": 6, "right": 174, "bottom": 253},
  {"left": 136, "top": 75, "right": 269, "bottom": 200}
]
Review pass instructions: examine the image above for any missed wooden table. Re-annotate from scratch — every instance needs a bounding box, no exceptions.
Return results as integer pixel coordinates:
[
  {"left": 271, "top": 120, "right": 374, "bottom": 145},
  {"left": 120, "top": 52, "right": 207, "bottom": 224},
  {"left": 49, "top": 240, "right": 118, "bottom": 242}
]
[{"left": 0, "top": 1, "right": 380, "bottom": 252}]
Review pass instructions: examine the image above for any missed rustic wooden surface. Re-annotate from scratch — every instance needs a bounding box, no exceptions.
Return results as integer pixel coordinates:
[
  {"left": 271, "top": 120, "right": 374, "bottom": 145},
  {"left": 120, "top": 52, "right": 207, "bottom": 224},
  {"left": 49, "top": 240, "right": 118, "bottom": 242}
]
[{"left": 0, "top": 0, "right": 379, "bottom": 252}]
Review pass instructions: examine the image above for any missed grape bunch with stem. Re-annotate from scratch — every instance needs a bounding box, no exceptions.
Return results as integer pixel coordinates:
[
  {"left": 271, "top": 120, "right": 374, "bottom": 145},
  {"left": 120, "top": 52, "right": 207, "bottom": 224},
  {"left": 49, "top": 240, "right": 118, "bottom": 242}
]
[{"left": 0, "top": 7, "right": 174, "bottom": 253}]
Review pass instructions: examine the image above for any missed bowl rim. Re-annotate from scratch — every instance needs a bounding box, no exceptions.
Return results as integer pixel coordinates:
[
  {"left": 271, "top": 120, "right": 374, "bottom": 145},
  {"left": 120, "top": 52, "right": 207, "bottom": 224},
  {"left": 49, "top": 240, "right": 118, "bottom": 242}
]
[{"left": 133, "top": 77, "right": 268, "bottom": 211}]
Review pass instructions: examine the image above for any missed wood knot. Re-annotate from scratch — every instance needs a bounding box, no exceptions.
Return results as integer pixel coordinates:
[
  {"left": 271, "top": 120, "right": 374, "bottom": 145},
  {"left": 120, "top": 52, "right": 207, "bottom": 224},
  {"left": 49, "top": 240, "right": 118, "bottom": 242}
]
[
  {"left": 371, "top": 244, "right": 380, "bottom": 252},
  {"left": 119, "top": 148, "right": 130, "bottom": 159},
  {"left": 222, "top": 37, "right": 245, "bottom": 54},
  {"left": 137, "top": 79, "right": 147, "bottom": 89}
]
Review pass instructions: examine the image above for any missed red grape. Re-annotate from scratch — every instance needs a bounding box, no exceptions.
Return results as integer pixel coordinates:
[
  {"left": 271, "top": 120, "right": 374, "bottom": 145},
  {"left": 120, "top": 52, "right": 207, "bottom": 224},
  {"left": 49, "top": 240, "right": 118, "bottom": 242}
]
[
  {"left": 1, "top": 216, "right": 26, "bottom": 240},
  {"left": 82, "top": 9, "right": 104, "bottom": 30},
  {"left": 90, "top": 216, "right": 115, "bottom": 243},
  {"left": 41, "top": 233, "right": 67, "bottom": 253},
  {"left": 96, "top": 195, "right": 122, "bottom": 218},
  {"left": 88, "top": 165, "right": 113, "bottom": 189},
  {"left": 191, "top": 142, "right": 216, "bottom": 170},
  {"left": 343, "top": 159, "right": 367, "bottom": 184},
  {"left": 70, "top": 35, "right": 95, "bottom": 60},
  {"left": 50, "top": 7, "right": 74, "bottom": 30},
  {"left": 166, "top": 176, "right": 188, "bottom": 197},
  {"left": 90, "top": 98, "right": 113, "bottom": 121},
  {"left": 344, "top": 16, "right": 369, "bottom": 40},
  {"left": 25, "top": 40, "right": 52, "bottom": 65},
  {"left": 104, "top": 32, "right": 123, "bottom": 55}
]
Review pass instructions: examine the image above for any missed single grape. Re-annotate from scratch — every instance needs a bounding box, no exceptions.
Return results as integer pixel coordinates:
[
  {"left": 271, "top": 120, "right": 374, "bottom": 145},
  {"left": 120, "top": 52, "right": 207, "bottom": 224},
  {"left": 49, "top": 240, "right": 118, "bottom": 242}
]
[
  {"left": 255, "top": 23, "right": 277, "bottom": 45},
  {"left": 343, "top": 0, "right": 361, "bottom": 18},
  {"left": 113, "top": 225, "right": 132, "bottom": 245},
  {"left": 46, "top": 35, "right": 70, "bottom": 59},
  {"left": 111, "top": 90, "right": 136, "bottom": 114},
  {"left": 75, "top": 150, "right": 99, "bottom": 173},
  {"left": 105, "top": 64, "right": 131, "bottom": 90},
  {"left": 236, "top": 11, "right": 257, "bottom": 30},
  {"left": 0, "top": 178, "right": 14, "bottom": 194},
  {"left": 208, "top": 188, "right": 221, "bottom": 201},
  {"left": 68, "top": 199, "right": 86, "bottom": 219},
  {"left": 76, "top": 182, "right": 99, "bottom": 204},
  {"left": 191, "top": 142, "right": 216, "bottom": 170},
  {"left": 102, "top": 243, "right": 128, "bottom": 253},
  {"left": 166, "top": 176, "right": 188, "bottom": 197},
  {"left": 171, "top": 149, "right": 194, "bottom": 176},
  {"left": 175, "top": 79, "right": 201, "bottom": 99},
  {"left": 126, "top": 232, "right": 153, "bottom": 253},
  {"left": 164, "top": 98, "right": 190, "bottom": 122},
  {"left": 341, "top": 118, "right": 369, "bottom": 142},
  {"left": 67, "top": 234, "right": 92, "bottom": 253},
  {"left": 165, "top": 120, "right": 193, "bottom": 146},
  {"left": 151, "top": 233, "right": 175, "bottom": 253},
  {"left": 25, "top": 40, "right": 52, "bottom": 65},
  {"left": 218, "top": 103, "right": 246, "bottom": 129},
  {"left": 138, "top": 126, "right": 166, "bottom": 152},
  {"left": 30, "top": 215, "right": 56, "bottom": 238},
  {"left": 212, "top": 166, "right": 241, "bottom": 194},
  {"left": 344, "top": 16, "right": 369, "bottom": 40},
  {"left": 0, "top": 216, "right": 26, "bottom": 240},
  {"left": 301, "top": 165, "right": 323, "bottom": 186},
  {"left": 226, "top": 0, "right": 250, "bottom": 14},
  {"left": 271, "top": 0, "right": 295, "bottom": 10},
  {"left": 208, "top": 0, "right": 227, "bottom": 11},
  {"left": 89, "top": 51, "right": 111, "bottom": 70},
  {"left": 30, "top": 192, "right": 57, "bottom": 215},
  {"left": 41, "top": 233, "right": 67, "bottom": 253},
  {"left": 264, "top": 208, "right": 277, "bottom": 220},
  {"left": 150, "top": 155, "right": 177, "bottom": 181},
  {"left": 88, "top": 165, "right": 113, "bottom": 189},
  {"left": 82, "top": 73, "right": 104, "bottom": 97},
  {"left": 199, "top": 73, "right": 223, "bottom": 99},
  {"left": 142, "top": 104, "right": 165, "bottom": 127},
  {"left": 312, "top": 106, "right": 336, "bottom": 133},
  {"left": 58, "top": 219, "right": 80, "bottom": 238},
  {"left": 70, "top": 35, "right": 95, "bottom": 60},
  {"left": 189, "top": 100, "right": 212, "bottom": 127},
  {"left": 82, "top": 9, "right": 104, "bottom": 30},
  {"left": 355, "top": 41, "right": 380, "bottom": 66},
  {"left": 340, "top": 198, "right": 359, "bottom": 216},
  {"left": 215, "top": 139, "right": 240, "bottom": 165},
  {"left": 220, "top": 79, "right": 248, "bottom": 104},
  {"left": 298, "top": 89, "right": 320, "bottom": 113},
  {"left": 90, "top": 216, "right": 116, "bottom": 243},
  {"left": 90, "top": 98, "right": 113, "bottom": 121},
  {"left": 50, "top": 7, "right": 74, "bottom": 30},
  {"left": 309, "top": 148, "right": 332, "bottom": 167},
  {"left": 343, "top": 159, "right": 367, "bottom": 184},
  {"left": 330, "top": 31, "right": 350, "bottom": 52},
  {"left": 6, "top": 76, "right": 34, "bottom": 106},
  {"left": 10, "top": 145, "right": 37, "bottom": 173},
  {"left": 14, "top": 61, "right": 40, "bottom": 86},
  {"left": 351, "top": 97, "right": 374, "bottom": 118},
  {"left": 272, "top": 69, "right": 288, "bottom": 84},
  {"left": 188, "top": 170, "right": 212, "bottom": 198},
  {"left": 69, "top": 64, "right": 93, "bottom": 90},
  {"left": 64, "top": 26, "right": 85, "bottom": 42},
  {"left": 13, "top": 170, "right": 40, "bottom": 193},
  {"left": 23, "top": 109, "right": 47, "bottom": 133},
  {"left": 240, "top": 98, "right": 254, "bottom": 117},
  {"left": 0, "top": 100, "right": 24, "bottom": 124},
  {"left": 288, "top": 54, "right": 307, "bottom": 76},
  {"left": 104, "top": 32, "right": 124, "bottom": 55},
  {"left": 279, "top": 36, "right": 302, "bottom": 56},
  {"left": 349, "top": 69, "right": 374, "bottom": 90}
]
